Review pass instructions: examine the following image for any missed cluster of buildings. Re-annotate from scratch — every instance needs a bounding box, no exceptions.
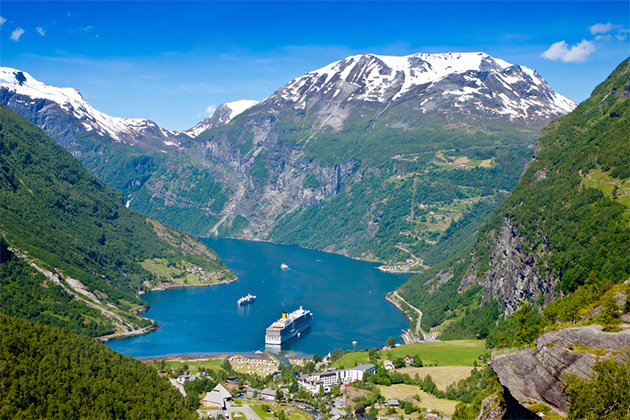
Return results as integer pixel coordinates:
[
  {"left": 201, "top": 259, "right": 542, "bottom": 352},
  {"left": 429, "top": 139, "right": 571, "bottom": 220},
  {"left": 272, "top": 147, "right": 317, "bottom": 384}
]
[
  {"left": 296, "top": 364, "right": 376, "bottom": 395},
  {"left": 183, "top": 266, "right": 225, "bottom": 282},
  {"left": 383, "top": 355, "right": 415, "bottom": 370}
]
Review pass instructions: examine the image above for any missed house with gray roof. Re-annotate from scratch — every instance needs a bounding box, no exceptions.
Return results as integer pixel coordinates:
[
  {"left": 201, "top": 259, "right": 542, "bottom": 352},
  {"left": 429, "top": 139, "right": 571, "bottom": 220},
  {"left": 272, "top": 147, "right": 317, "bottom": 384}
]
[{"left": 202, "top": 383, "right": 232, "bottom": 409}]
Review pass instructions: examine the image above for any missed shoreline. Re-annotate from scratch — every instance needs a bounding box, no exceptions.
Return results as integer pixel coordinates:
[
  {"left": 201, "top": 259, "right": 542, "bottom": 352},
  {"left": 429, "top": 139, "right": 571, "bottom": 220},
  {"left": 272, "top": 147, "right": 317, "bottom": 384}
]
[
  {"left": 201, "top": 235, "right": 423, "bottom": 273},
  {"left": 385, "top": 293, "right": 414, "bottom": 324},
  {"left": 97, "top": 324, "right": 160, "bottom": 342},
  {"left": 145, "top": 275, "right": 238, "bottom": 293},
  {"left": 138, "top": 351, "right": 307, "bottom": 364},
  {"left": 99, "top": 277, "right": 238, "bottom": 342}
]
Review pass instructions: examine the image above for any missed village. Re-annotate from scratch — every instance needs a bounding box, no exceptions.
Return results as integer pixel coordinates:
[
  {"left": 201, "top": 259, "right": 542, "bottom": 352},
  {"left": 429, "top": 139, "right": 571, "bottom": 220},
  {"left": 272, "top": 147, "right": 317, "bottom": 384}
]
[{"left": 148, "top": 340, "right": 489, "bottom": 420}]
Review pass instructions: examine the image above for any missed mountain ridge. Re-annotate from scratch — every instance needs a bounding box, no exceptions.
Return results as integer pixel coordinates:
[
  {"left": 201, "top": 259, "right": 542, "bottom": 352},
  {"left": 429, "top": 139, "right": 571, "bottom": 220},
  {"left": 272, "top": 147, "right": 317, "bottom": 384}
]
[
  {"left": 1, "top": 52, "right": 577, "bottom": 266},
  {"left": 0, "top": 105, "right": 235, "bottom": 337},
  {"left": 397, "top": 56, "right": 629, "bottom": 340}
]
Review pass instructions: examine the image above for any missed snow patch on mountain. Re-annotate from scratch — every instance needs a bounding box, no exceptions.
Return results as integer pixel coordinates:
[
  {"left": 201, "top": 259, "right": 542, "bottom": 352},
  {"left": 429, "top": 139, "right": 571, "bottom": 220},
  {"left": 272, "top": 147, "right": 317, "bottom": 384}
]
[
  {"left": 273, "top": 52, "right": 576, "bottom": 121},
  {"left": 0, "top": 67, "right": 186, "bottom": 145},
  {"left": 226, "top": 99, "right": 259, "bottom": 120},
  {"left": 185, "top": 99, "right": 259, "bottom": 137}
]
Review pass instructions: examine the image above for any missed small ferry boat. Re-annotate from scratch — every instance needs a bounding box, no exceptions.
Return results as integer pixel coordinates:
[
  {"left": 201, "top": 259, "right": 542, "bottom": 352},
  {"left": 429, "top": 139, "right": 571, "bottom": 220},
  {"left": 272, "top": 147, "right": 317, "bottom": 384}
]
[
  {"left": 237, "top": 294, "right": 256, "bottom": 305},
  {"left": 280, "top": 263, "right": 289, "bottom": 270}
]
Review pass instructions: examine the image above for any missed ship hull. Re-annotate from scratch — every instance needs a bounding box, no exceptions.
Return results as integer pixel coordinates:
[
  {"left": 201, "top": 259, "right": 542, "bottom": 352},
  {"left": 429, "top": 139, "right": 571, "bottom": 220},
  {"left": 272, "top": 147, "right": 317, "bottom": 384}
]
[
  {"left": 265, "top": 309, "right": 312, "bottom": 345},
  {"left": 238, "top": 298, "right": 255, "bottom": 306}
]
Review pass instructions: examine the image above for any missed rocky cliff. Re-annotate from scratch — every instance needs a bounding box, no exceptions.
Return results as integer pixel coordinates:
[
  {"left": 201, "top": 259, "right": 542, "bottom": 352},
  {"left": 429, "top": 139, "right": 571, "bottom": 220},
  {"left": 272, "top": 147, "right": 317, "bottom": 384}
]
[
  {"left": 490, "top": 325, "right": 630, "bottom": 417},
  {"left": 459, "top": 217, "right": 556, "bottom": 317}
]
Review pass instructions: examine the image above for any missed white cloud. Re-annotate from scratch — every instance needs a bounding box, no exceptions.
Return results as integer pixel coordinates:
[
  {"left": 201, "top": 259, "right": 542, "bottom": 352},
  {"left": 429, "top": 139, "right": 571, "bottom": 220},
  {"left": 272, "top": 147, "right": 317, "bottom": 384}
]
[
  {"left": 616, "top": 29, "right": 630, "bottom": 41},
  {"left": 541, "top": 39, "right": 596, "bottom": 63},
  {"left": 36, "top": 27, "right": 46, "bottom": 36},
  {"left": 588, "top": 23, "right": 620, "bottom": 35},
  {"left": 594, "top": 34, "right": 612, "bottom": 42},
  {"left": 196, "top": 105, "right": 217, "bottom": 119},
  {"left": 0, "top": 16, "right": 6, "bottom": 27},
  {"left": 10, "top": 28, "right": 25, "bottom": 42}
]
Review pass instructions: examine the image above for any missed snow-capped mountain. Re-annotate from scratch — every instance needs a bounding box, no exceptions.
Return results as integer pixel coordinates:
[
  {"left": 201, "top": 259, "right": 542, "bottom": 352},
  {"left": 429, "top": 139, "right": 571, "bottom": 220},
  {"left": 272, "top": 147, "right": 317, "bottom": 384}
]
[
  {"left": 186, "top": 99, "right": 259, "bottom": 137},
  {"left": 264, "top": 52, "right": 575, "bottom": 125},
  {"left": 0, "top": 67, "right": 189, "bottom": 150},
  {"left": 0, "top": 53, "right": 580, "bottom": 262}
]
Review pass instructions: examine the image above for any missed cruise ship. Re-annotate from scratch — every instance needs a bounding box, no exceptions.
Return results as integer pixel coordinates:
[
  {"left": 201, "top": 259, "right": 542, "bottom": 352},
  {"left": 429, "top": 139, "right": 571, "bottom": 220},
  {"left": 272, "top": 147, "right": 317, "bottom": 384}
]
[
  {"left": 265, "top": 306, "right": 312, "bottom": 345},
  {"left": 237, "top": 294, "right": 256, "bottom": 305}
]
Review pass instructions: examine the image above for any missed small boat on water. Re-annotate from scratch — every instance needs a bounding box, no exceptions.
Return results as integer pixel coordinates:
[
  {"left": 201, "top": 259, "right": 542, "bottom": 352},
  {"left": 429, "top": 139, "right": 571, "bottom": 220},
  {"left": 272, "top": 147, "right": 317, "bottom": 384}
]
[
  {"left": 280, "top": 263, "right": 289, "bottom": 270},
  {"left": 238, "top": 294, "right": 256, "bottom": 305}
]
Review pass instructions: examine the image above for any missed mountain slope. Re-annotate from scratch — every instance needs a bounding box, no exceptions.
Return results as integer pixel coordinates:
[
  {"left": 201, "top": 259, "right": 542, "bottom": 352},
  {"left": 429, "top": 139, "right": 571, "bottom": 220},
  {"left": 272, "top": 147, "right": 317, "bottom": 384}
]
[
  {"left": 268, "top": 52, "right": 573, "bottom": 128},
  {"left": 0, "top": 67, "right": 190, "bottom": 149},
  {"left": 186, "top": 99, "right": 259, "bottom": 137},
  {"left": 0, "top": 106, "right": 234, "bottom": 337},
  {"left": 397, "top": 57, "right": 630, "bottom": 341},
  {"left": 0, "top": 314, "right": 198, "bottom": 419},
  {"left": 1, "top": 53, "right": 576, "bottom": 266}
]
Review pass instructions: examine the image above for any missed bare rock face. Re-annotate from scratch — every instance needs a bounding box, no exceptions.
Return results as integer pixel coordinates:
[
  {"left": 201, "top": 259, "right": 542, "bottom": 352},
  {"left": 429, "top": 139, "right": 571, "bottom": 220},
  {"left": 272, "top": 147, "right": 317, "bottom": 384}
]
[
  {"left": 475, "top": 388, "right": 541, "bottom": 420},
  {"left": 489, "top": 325, "right": 630, "bottom": 417},
  {"left": 476, "top": 392, "right": 507, "bottom": 420},
  {"left": 460, "top": 217, "right": 557, "bottom": 316}
]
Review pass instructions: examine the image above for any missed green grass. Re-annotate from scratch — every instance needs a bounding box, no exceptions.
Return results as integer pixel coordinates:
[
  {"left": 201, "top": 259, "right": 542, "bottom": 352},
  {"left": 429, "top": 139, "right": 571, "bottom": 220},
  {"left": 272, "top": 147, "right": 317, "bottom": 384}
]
[
  {"left": 386, "top": 340, "right": 487, "bottom": 366},
  {"left": 159, "top": 359, "right": 222, "bottom": 374},
  {"left": 335, "top": 340, "right": 487, "bottom": 369},
  {"left": 141, "top": 258, "right": 183, "bottom": 278},
  {"left": 333, "top": 351, "right": 370, "bottom": 368},
  {"left": 567, "top": 344, "right": 609, "bottom": 356},
  {"left": 251, "top": 404, "right": 276, "bottom": 420},
  {"left": 582, "top": 169, "right": 630, "bottom": 217}
]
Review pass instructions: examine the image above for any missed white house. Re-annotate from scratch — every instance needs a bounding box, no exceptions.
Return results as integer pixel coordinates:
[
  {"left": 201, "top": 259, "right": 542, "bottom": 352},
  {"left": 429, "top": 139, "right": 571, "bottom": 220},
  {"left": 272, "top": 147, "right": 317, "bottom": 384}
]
[
  {"left": 337, "top": 364, "right": 375, "bottom": 383},
  {"left": 260, "top": 388, "right": 276, "bottom": 401}
]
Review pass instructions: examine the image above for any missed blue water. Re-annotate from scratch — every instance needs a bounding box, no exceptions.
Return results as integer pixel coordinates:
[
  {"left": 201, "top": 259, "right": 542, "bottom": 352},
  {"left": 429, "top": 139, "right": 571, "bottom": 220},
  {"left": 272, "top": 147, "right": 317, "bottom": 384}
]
[{"left": 106, "top": 238, "right": 411, "bottom": 358}]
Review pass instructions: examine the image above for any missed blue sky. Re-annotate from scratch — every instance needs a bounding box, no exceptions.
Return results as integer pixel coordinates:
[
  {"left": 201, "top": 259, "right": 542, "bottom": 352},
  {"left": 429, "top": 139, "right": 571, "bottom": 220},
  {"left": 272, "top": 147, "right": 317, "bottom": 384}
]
[{"left": 1, "top": 1, "right": 629, "bottom": 130}]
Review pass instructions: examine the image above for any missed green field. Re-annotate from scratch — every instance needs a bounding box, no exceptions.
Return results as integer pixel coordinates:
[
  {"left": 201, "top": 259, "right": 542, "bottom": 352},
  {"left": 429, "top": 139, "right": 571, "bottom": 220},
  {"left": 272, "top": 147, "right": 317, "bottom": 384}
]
[
  {"left": 333, "top": 351, "right": 370, "bottom": 368},
  {"left": 158, "top": 358, "right": 223, "bottom": 373},
  {"left": 335, "top": 340, "right": 487, "bottom": 368},
  {"left": 251, "top": 404, "right": 273, "bottom": 420},
  {"left": 582, "top": 169, "right": 630, "bottom": 216},
  {"left": 251, "top": 404, "right": 310, "bottom": 420}
]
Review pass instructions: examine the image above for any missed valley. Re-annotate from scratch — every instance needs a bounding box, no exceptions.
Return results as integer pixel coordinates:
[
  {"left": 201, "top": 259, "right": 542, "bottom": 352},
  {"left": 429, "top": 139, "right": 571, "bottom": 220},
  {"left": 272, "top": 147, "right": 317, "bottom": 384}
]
[
  {"left": 0, "top": 52, "right": 575, "bottom": 269},
  {"left": 0, "top": 12, "right": 628, "bottom": 417}
]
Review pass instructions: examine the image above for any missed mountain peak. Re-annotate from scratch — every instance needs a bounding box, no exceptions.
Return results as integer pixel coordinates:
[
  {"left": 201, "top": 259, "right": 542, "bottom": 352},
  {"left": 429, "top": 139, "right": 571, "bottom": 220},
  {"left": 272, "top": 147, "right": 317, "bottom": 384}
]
[
  {"left": 185, "top": 99, "right": 259, "bottom": 137},
  {"left": 0, "top": 67, "right": 188, "bottom": 148},
  {"left": 271, "top": 51, "right": 575, "bottom": 121}
]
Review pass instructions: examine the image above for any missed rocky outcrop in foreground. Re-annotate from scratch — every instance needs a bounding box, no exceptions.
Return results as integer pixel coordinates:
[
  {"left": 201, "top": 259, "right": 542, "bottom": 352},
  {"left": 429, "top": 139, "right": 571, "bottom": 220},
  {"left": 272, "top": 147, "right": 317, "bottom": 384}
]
[{"left": 489, "top": 325, "right": 630, "bottom": 417}]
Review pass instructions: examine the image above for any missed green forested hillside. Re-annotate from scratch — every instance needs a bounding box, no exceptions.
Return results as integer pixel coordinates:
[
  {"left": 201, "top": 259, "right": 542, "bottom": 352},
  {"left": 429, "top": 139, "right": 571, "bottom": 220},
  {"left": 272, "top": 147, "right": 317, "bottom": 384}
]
[
  {"left": 0, "top": 314, "right": 197, "bottom": 420},
  {"left": 270, "top": 145, "right": 527, "bottom": 263},
  {"left": 0, "top": 106, "right": 234, "bottom": 335},
  {"left": 399, "top": 58, "right": 630, "bottom": 345}
]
